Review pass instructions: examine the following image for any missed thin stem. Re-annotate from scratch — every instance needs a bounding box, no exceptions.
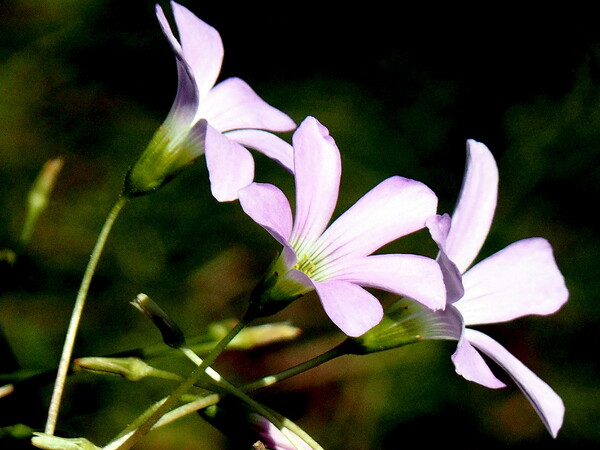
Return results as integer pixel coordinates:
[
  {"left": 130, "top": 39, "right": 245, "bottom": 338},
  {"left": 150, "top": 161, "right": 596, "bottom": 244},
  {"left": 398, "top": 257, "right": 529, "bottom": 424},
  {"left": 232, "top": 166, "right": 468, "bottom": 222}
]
[
  {"left": 44, "top": 196, "right": 128, "bottom": 435},
  {"left": 114, "top": 318, "right": 248, "bottom": 450},
  {"left": 179, "top": 346, "right": 320, "bottom": 450},
  {"left": 242, "top": 341, "right": 350, "bottom": 393},
  {"left": 103, "top": 393, "right": 221, "bottom": 450}
]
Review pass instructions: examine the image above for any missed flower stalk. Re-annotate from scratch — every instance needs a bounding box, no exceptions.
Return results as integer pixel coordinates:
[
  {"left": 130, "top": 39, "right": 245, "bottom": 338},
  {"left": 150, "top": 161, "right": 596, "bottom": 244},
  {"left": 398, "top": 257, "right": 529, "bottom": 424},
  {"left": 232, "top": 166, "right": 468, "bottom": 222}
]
[{"left": 44, "top": 196, "right": 128, "bottom": 435}]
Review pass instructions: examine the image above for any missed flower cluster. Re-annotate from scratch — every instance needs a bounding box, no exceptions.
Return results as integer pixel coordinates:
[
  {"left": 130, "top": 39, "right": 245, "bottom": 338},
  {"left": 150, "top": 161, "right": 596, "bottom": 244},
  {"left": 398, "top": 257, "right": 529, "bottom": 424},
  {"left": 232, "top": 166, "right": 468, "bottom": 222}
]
[
  {"left": 13, "top": 2, "right": 569, "bottom": 449},
  {"left": 121, "top": 1, "right": 571, "bottom": 444}
]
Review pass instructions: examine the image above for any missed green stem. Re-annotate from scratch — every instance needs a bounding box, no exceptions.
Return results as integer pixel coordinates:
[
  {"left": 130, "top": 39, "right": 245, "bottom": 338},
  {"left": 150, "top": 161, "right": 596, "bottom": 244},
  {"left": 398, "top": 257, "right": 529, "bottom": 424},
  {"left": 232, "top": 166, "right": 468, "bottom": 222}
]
[
  {"left": 103, "top": 393, "right": 221, "bottom": 450},
  {"left": 44, "top": 196, "right": 128, "bottom": 435},
  {"left": 179, "top": 347, "right": 320, "bottom": 450},
  {"left": 114, "top": 318, "right": 248, "bottom": 450},
  {"left": 242, "top": 340, "right": 350, "bottom": 393}
]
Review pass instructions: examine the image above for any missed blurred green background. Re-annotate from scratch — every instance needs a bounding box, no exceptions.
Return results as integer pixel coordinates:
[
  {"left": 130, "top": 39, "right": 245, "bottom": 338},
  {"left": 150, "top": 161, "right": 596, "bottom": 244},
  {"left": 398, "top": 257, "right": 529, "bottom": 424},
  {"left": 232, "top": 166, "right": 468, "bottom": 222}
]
[{"left": 1, "top": 1, "right": 599, "bottom": 448}]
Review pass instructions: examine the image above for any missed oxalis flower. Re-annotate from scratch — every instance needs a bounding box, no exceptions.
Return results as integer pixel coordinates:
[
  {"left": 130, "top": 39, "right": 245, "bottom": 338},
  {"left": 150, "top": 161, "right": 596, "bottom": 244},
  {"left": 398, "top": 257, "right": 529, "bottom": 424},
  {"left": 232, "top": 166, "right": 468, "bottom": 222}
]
[
  {"left": 424, "top": 139, "right": 569, "bottom": 437},
  {"left": 238, "top": 116, "right": 446, "bottom": 337},
  {"left": 123, "top": 1, "right": 296, "bottom": 201}
]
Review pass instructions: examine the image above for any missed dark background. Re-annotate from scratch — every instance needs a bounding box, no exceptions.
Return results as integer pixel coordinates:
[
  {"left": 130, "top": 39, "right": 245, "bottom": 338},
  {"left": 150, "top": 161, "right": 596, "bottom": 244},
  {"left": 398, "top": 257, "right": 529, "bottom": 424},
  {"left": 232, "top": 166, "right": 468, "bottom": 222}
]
[{"left": 1, "top": 1, "right": 598, "bottom": 448}]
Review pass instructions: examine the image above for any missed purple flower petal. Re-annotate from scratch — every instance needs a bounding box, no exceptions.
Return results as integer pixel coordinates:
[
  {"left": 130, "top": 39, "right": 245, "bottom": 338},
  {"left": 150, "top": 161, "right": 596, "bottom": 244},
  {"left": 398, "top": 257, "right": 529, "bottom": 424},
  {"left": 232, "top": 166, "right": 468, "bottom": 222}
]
[
  {"left": 456, "top": 238, "right": 569, "bottom": 325},
  {"left": 199, "top": 77, "right": 296, "bottom": 133},
  {"left": 204, "top": 124, "right": 254, "bottom": 201},
  {"left": 426, "top": 214, "right": 465, "bottom": 303},
  {"left": 156, "top": 5, "right": 198, "bottom": 125},
  {"left": 330, "top": 254, "right": 446, "bottom": 311},
  {"left": 319, "top": 176, "right": 438, "bottom": 260},
  {"left": 445, "top": 140, "right": 498, "bottom": 273},
  {"left": 169, "top": 1, "right": 223, "bottom": 100},
  {"left": 465, "top": 328, "right": 565, "bottom": 437},
  {"left": 289, "top": 117, "right": 342, "bottom": 247},
  {"left": 313, "top": 279, "right": 384, "bottom": 337},
  {"left": 224, "top": 129, "right": 294, "bottom": 173},
  {"left": 451, "top": 334, "right": 506, "bottom": 389},
  {"left": 238, "top": 182, "right": 293, "bottom": 246}
]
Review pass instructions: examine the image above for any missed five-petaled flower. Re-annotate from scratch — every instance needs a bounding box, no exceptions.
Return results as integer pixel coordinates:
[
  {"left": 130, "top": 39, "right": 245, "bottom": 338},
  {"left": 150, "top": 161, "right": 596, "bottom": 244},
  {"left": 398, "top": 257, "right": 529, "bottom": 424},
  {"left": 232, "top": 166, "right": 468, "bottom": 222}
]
[
  {"left": 426, "top": 139, "right": 569, "bottom": 437},
  {"left": 239, "top": 116, "right": 446, "bottom": 337},
  {"left": 124, "top": 1, "right": 296, "bottom": 200}
]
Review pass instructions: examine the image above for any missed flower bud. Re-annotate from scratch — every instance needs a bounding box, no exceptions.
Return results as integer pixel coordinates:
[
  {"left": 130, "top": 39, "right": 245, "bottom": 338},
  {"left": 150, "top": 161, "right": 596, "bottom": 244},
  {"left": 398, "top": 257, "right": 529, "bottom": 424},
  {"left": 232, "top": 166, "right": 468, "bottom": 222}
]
[
  {"left": 206, "top": 320, "right": 302, "bottom": 350},
  {"left": 21, "top": 157, "right": 64, "bottom": 245},
  {"left": 31, "top": 433, "right": 100, "bottom": 450},
  {"left": 73, "top": 356, "right": 180, "bottom": 382},
  {"left": 130, "top": 293, "right": 186, "bottom": 348}
]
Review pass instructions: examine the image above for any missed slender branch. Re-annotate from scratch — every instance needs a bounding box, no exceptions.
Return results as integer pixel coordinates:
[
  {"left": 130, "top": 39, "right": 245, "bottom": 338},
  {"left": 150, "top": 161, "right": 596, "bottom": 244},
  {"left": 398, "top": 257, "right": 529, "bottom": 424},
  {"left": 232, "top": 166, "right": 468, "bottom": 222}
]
[
  {"left": 241, "top": 342, "right": 349, "bottom": 393},
  {"left": 44, "top": 196, "right": 128, "bottom": 435}
]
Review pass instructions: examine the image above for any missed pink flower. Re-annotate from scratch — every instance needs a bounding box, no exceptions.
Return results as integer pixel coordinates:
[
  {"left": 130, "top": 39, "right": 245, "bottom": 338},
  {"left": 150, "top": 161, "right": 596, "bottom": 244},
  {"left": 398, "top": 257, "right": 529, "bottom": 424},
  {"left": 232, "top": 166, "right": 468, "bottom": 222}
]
[
  {"left": 426, "top": 139, "right": 569, "bottom": 437},
  {"left": 124, "top": 1, "right": 295, "bottom": 200},
  {"left": 239, "top": 116, "right": 445, "bottom": 337}
]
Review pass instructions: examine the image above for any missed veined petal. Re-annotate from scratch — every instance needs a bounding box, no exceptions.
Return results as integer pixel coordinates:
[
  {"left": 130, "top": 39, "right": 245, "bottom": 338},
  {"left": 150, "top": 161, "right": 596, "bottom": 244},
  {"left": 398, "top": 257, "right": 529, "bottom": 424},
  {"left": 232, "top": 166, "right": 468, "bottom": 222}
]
[
  {"left": 465, "top": 328, "right": 565, "bottom": 437},
  {"left": 330, "top": 254, "right": 446, "bottom": 311},
  {"left": 239, "top": 182, "right": 293, "bottom": 246},
  {"left": 456, "top": 238, "right": 568, "bottom": 325},
  {"left": 318, "top": 176, "right": 438, "bottom": 259},
  {"left": 169, "top": 1, "right": 223, "bottom": 100},
  {"left": 289, "top": 117, "right": 342, "bottom": 249},
  {"left": 452, "top": 334, "right": 506, "bottom": 389},
  {"left": 445, "top": 140, "right": 499, "bottom": 273},
  {"left": 199, "top": 77, "right": 296, "bottom": 133},
  {"left": 313, "top": 280, "right": 384, "bottom": 337},
  {"left": 225, "top": 129, "right": 294, "bottom": 173},
  {"left": 204, "top": 124, "right": 254, "bottom": 201}
]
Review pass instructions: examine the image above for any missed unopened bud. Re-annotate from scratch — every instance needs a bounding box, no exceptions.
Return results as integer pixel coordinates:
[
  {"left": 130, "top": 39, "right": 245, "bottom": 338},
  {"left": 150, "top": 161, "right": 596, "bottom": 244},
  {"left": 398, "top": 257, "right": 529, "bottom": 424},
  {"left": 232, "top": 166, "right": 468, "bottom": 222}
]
[
  {"left": 207, "top": 320, "right": 302, "bottom": 350},
  {"left": 130, "top": 293, "right": 186, "bottom": 348},
  {"left": 31, "top": 433, "right": 100, "bottom": 450},
  {"left": 73, "top": 356, "right": 180, "bottom": 382},
  {"left": 21, "top": 157, "right": 64, "bottom": 245}
]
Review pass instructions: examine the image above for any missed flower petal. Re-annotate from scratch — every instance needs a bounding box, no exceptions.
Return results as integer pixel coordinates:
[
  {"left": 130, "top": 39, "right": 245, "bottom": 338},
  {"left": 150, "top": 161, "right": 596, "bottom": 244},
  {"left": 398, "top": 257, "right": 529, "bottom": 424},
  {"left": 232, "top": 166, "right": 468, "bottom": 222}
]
[
  {"left": 199, "top": 77, "right": 296, "bottom": 132},
  {"left": 318, "top": 176, "right": 438, "bottom": 259},
  {"left": 225, "top": 129, "right": 294, "bottom": 173},
  {"left": 445, "top": 140, "right": 499, "bottom": 273},
  {"left": 204, "top": 124, "right": 254, "bottom": 201},
  {"left": 239, "top": 182, "right": 293, "bottom": 246},
  {"left": 329, "top": 254, "right": 446, "bottom": 311},
  {"left": 289, "top": 117, "right": 342, "bottom": 248},
  {"left": 426, "top": 214, "right": 465, "bottom": 303},
  {"left": 452, "top": 334, "right": 506, "bottom": 389},
  {"left": 465, "top": 328, "right": 565, "bottom": 437},
  {"left": 456, "top": 238, "right": 569, "bottom": 325},
  {"left": 313, "top": 280, "right": 384, "bottom": 337},
  {"left": 156, "top": 5, "right": 198, "bottom": 125},
  {"left": 169, "top": 1, "right": 224, "bottom": 100}
]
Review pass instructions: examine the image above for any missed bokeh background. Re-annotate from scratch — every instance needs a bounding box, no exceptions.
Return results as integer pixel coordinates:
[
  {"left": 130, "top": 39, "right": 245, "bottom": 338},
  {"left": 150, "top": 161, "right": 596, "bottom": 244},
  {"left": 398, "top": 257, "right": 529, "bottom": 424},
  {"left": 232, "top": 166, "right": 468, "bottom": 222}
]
[{"left": 1, "top": 1, "right": 599, "bottom": 448}]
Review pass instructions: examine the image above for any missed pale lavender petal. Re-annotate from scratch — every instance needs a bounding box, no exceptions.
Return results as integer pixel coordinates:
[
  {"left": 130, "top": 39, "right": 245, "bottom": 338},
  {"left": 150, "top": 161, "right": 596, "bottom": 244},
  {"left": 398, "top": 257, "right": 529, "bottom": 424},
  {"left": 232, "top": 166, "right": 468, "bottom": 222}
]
[
  {"left": 238, "top": 182, "right": 293, "bottom": 246},
  {"left": 318, "top": 176, "right": 438, "bottom": 260},
  {"left": 156, "top": 5, "right": 198, "bottom": 124},
  {"left": 204, "top": 124, "right": 254, "bottom": 201},
  {"left": 425, "top": 213, "right": 451, "bottom": 250},
  {"left": 329, "top": 254, "right": 446, "bottom": 311},
  {"left": 225, "top": 129, "right": 294, "bottom": 173},
  {"left": 465, "top": 328, "right": 565, "bottom": 437},
  {"left": 456, "top": 238, "right": 569, "bottom": 325},
  {"left": 289, "top": 117, "right": 341, "bottom": 248},
  {"left": 170, "top": 1, "right": 223, "bottom": 100},
  {"left": 445, "top": 140, "right": 499, "bottom": 273},
  {"left": 452, "top": 334, "right": 506, "bottom": 389},
  {"left": 199, "top": 77, "right": 296, "bottom": 132},
  {"left": 313, "top": 280, "right": 384, "bottom": 337},
  {"left": 426, "top": 214, "right": 465, "bottom": 303}
]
